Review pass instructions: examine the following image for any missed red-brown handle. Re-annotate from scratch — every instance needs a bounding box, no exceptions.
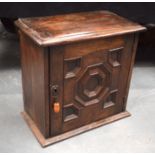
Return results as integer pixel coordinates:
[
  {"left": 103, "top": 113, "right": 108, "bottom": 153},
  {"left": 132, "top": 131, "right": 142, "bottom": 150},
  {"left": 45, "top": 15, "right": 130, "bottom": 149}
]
[{"left": 53, "top": 102, "right": 60, "bottom": 113}]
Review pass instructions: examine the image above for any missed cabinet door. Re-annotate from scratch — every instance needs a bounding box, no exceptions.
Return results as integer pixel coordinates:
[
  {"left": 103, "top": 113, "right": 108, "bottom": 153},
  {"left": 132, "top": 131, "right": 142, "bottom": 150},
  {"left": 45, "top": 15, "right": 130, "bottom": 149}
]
[{"left": 50, "top": 35, "right": 135, "bottom": 135}]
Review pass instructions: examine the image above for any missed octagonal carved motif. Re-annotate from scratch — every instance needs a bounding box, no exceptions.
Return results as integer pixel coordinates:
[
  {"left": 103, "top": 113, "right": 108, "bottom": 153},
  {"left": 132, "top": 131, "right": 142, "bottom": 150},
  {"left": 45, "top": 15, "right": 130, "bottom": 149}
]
[{"left": 75, "top": 63, "right": 111, "bottom": 107}]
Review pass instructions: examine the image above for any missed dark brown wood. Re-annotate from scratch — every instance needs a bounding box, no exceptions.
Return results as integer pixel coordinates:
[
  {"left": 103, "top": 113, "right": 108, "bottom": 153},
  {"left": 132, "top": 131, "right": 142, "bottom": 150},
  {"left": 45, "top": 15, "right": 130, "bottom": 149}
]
[
  {"left": 21, "top": 111, "right": 130, "bottom": 147},
  {"left": 19, "top": 32, "right": 50, "bottom": 138},
  {"left": 57, "top": 34, "right": 135, "bottom": 133},
  {"left": 16, "top": 11, "right": 145, "bottom": 147},
  {"left": 15, "top": 11, "right": 146, "bottom": 46},
  {"left": 122, "top": 34, "right": 139, "bottom": 110},
  {"left": 49, "top": 46, "right": 64, "bottom": 136}
]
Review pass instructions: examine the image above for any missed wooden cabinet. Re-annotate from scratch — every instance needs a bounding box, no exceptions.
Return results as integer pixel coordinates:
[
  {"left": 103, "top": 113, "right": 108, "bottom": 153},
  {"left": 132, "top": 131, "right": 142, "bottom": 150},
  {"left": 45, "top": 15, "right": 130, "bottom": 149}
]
[{"left": 15, "top": 11, "right": 146, "bottom": 147}]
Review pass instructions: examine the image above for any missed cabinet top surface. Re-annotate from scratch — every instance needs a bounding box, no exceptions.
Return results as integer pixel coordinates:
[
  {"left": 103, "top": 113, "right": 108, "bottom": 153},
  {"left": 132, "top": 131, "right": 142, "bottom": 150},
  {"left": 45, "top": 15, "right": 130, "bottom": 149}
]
[{"left": 15, "top": 10, "right": 146, "bottom": 46}]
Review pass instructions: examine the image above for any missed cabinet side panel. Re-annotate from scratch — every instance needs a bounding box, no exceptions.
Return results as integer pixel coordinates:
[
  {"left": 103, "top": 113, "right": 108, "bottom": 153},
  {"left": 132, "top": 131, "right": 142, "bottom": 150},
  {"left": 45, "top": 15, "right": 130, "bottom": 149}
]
[
  {"left": 122, "top": 34, "right": 139, "bottom": 110},
  {"left": 19, "top": 32, "right": 50, "bottom": 137}
]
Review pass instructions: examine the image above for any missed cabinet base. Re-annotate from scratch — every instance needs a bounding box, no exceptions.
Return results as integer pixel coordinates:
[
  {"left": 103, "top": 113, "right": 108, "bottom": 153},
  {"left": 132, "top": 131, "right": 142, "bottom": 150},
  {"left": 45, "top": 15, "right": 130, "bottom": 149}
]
[{"left": 21, "top": 111, "right": 131, "bottom": 147}]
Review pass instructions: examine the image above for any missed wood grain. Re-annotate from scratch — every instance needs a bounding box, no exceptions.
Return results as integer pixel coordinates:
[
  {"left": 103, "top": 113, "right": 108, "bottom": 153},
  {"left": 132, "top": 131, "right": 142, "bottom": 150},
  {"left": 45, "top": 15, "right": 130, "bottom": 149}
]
[
  {"left": 49, "top": 46, "right": 64, "bottom": 136},
  {"left": 60, "top": 34, "right": 134, "bottom": 133},
  {"left": 19, "top": 31, "right": 50, "bottom": 138},
  {"left": 16, "top": 11, "right": 145, "bottom": 146},
  {"left": 15, "top": 11, "right": 146, "bottom": 46},
  {"left": 122, "top": 34, "right": 139, "bottom": 110}
]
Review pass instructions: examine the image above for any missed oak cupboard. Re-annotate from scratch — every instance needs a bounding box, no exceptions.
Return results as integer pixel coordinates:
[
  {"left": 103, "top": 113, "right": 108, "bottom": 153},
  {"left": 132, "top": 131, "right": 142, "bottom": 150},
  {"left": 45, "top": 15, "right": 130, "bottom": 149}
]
[{"left": 15, "top": 11, "right": 146, "bottom": 147}]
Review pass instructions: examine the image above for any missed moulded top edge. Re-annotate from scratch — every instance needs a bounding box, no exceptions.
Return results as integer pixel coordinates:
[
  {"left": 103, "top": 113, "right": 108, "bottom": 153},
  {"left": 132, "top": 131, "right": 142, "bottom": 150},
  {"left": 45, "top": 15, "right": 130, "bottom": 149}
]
[{"left": 15, "top": 10, "right": 146, "bottom": 46}]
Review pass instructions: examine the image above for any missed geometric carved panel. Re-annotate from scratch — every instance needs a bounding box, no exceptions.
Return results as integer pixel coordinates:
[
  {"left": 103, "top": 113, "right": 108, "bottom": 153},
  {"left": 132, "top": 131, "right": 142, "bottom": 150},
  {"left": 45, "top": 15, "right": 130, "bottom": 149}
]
[
  {"left": 64, "top": 57, "right": 82, "bottom": 79},
  {"left": 103, "top": 89, "right": 118, "bottom": 108},
  {"left": 84, "top": 74, "right": 104, "bottom": 98},
  {"left": 75, "top": 63, "right": 111, "bottom": 107},
  {"left": 63, "top": 47, "right": 124, "bottom": 125},
  {"left": 63, "top": 104, "right": 79, "bottom": 122},
  {"left": 108, "top": 47, "right": 124, "bottom": 67}
]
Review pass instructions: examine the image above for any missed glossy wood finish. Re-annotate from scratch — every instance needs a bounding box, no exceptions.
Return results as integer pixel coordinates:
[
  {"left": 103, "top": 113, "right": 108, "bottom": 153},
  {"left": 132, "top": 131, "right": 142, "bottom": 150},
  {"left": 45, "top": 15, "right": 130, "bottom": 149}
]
[
  {"left": 15, "top": 11, "right": 146, "bottom": 46},
  {"left": 16, "top": 11, "right": 145, "bottom": 147}
]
